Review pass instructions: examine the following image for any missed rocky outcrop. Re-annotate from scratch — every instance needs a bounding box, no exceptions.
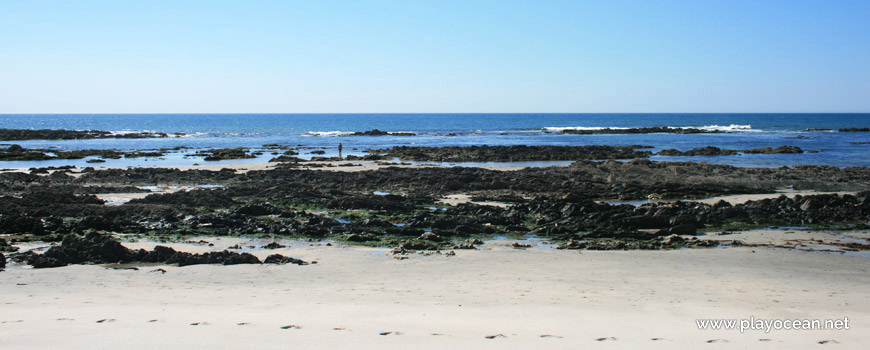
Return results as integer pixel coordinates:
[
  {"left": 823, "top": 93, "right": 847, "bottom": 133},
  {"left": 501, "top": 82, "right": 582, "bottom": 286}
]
[
  {"left": 657, "top": 147, "right": 739, "bottom": 156},
  {"left": 656, "top": 145, "right": 802, "bottom": 156},
  {"left": 741, "top": 146, "right": 803, "bottom": 154},
  {"left": 0, "top": 128, "right": 173, "bottom": 141},
  {"left": 263, "top": 254, "right": 308, "bottom": 265},
  {"left": 369, "top": 145, "right": 653, "bottom": 162},
  {"left": 556, "top": 126, "right": 717, "bottom": 135},
  {"left": 351, "top": 129, "right": 415, "bottom": 136},
  {"left": 23, "top": 233, "right": 309, "bottom": 268}
]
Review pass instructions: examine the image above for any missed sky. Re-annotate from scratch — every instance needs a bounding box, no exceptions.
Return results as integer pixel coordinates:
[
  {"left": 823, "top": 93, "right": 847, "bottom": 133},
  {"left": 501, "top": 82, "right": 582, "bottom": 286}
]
[{"left": 1, "top": 0, "right": 869, "bottom": 113}]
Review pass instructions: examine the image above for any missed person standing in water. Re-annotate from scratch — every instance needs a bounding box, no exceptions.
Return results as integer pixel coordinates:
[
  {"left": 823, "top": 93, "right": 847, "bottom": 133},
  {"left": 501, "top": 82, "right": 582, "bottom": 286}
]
[{"left": 338, "top": 143, "right": 343, "bottom": 159}]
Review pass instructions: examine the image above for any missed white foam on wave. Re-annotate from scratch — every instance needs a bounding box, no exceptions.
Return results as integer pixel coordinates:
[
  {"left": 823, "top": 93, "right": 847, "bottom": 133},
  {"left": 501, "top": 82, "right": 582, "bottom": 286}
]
[
  {"left": 543, "top": 126, "right": 631, "bottom": 132},
  {"left": 305, "top": 131, "right": 354, "bottom": 137},
  {"left": 107, "top": 130, "right": 200, "bottom": 138},
  {"left": 694, "top": 124, "right": 758, "bottom": 132},
  {"left": 305, "top": 130, "right": 418, "bottom": 137}
]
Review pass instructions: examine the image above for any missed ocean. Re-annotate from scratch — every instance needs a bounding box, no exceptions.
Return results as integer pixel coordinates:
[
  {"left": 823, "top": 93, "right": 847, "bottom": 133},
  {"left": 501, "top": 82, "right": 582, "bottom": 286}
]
[{"left": 1, "top": 113, "right": 869, "bottom": 168}]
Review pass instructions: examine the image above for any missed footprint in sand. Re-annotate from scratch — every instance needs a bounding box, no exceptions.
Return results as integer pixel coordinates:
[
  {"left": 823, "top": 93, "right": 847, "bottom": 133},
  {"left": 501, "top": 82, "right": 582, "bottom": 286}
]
[
  {"left": 280, "top": 325, "right": 301, "bottom": 330},
  {"left": 651, "top": 337, "right": 663, "bottom": 341},
  {"left": 332, "top": 327, "right": 346, "bottom": 331},
  {"left": 706, "top": 339, "right": 728, "bottom": 343},
  {"left": 237, "top": 322, "right": 250, "bottom": 326},
  {"left": 190, "top": 322, "right": 209, "bottom": 326},
  {"left": 147, "top": 319, "right": 159, "bottom": 323},
  {"left": 595, "top": 337, "right": 617, "bottom": 341},
  {"left": 818, "top": 340, "right": 840, "bottom": 345},
  {"left": 56, "top": 318, "right": 74, "bottom": 321},
  {"left": 485, "top": 334, "right": 507, "bottom": 339},
  {"left": 96, "top": 319, "right": 116, "bottom": 323},
  {"left": 379, "top": 331, "right": 403, "bottom": 336},
  {"left": 758, "top": 339, "right": 771, "bottom": 342},
  {"left": 540, "top": 334, "right": 563, "bottom": 338}
]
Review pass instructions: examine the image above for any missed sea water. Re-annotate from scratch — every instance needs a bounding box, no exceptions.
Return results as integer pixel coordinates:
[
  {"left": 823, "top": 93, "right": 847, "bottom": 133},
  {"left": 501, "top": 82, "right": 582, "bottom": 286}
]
[{"left": 1, "top": 113, "right": 868, "bottom": 168}]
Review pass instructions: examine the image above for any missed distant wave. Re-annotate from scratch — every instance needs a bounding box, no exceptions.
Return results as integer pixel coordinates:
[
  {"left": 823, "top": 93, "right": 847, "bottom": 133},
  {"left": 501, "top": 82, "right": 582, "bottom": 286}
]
[
  {"left": 695, "top": 124, "right": 758, "bottom": 132},
  {"left": 304, "top": 130, "right": 418, "bottom": 137},
  {"left": 107, "top": 130, "right": 205, "bottom": 138},
  {"left": 543, "top": 124, "right": 759, "bottom": 133},
  {"left": 543, "top": 126, "right": 631, "bottom": 132},
  {"left": 305, "top": 131, "right": 355, "bottom": 137}
]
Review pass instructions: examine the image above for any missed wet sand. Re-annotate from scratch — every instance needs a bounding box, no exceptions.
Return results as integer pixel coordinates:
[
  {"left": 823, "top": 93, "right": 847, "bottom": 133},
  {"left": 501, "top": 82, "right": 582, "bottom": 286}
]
[{"left": 1, "top": 236, "right": 867, "bottom": 349}]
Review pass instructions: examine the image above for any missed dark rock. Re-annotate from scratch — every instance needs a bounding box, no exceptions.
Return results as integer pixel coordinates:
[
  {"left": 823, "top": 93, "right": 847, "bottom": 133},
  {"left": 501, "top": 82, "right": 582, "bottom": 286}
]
[
  {"left": 369, "top": 145, "right": 653, "bottom": 162},
  {"left": 667, "top": 224, "right": 698, "bottom": 235},
  {"left": 166, "top": 251, "right": 261, "bottom": 266},
  {"left": 399, "top": 239, "right": 441, "bottom": 250},
  {"left": 0, "top": 252, "right": 5, "bottom": 268},
  {"left": 29, "top": 233, "right": 134, "bottom": 267},
  {"left": 0, "top": 128, "right": 171, "bottom": 141},
  {"left": 558, "top": 126, "right": 717, "bottom": 135},
  {"left": 351, "top": 129, "right": 415, "bottom": 136},
  {"left": 657, "top": 147, "right": 739, "bottom": 156},
  {"left": 419, "top": 232, "right": 443, "bottom": 242},
  {"left": 28, "top": 255, "right": 68, "bottom": 268},
  {"left": 263, "top": 242, "right": 286, "bottom": 249},
  {"left": 345, "top": 233, "right": 380, "bottom": 242},
  {"left": 263, "top": 254, "right": 308, "bottom": 265},
  {"left": 510, "top": 242, "right": 532, "bottom": 249},
  {"left": 742, "top": 146, "right": 803, "bottom": 154}
]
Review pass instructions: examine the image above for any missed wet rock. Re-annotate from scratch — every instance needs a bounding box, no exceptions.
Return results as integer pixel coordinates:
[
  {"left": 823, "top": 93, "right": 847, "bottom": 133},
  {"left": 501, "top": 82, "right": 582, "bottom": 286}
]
[
  {"left": 419, "top": 232, "right": 443, "bottom": 242},
  {"left": 141, "top": 245, "right": 179, "bottom": 262},
  {"left": 559, "top": 126, "right": 716, "bottom": 135},
  {"left": 351, "top": 129, "right": 415, "bottom": 136},
  {"left": 345, "top": 233, "right": 380, "bottom": 242},
  {"left": 666, "top": 224, "right": 698, "bottom": 235},
  {"left": 196, "top": 148, "right": 257, "bottom": 161},
  {"left": 657, "top": 147, "right": 739, "bottom": 156},
  {"left": 452, "top": 239, "right": 482, "bottom": 249},
  {"left": 399, "top": 239, "right": 441, "bottom": 251},
  {"left": 128, "top": 189, "right": 238, "bottom": 208},
  {"left": 263, "top": 242, "right": 286, "bottom": 249},
  {"left": 166, "top": 251, "right": 262, "bottom": 266},
  {"left": 263, "top": 254, "right": 308, "bottom": 265},
  {"left": 0, "top": 128, "right": 171, "bottom": 141},
  {"left": 556, "top": 240, "right": 587, "bottom": 250},
  {"left": 235, "top": 204, "right": 278, "bottom": 216},
  {"left": 510, "top": 242, "right": 532, "bottom": 249},
  {"left": 742, "top": 146, "right": 803, "bottom": 154},
  {"left": 29, "top": 232, "right": 135, "bottom": 267},
  {"left": 6, "top": 251, "right": 36, "bottom": 263},
  {"left": 663, "top": 234, "right": 684, "bottom": 244},
  {"left": 370, "top": 145, "right": 653, "bottom": 162},
  {"left": 0, "top": 252, "right": 5, "bottom": 268},
  {"left": 27, "top": 255, "right": 68, "bottom": 268}
]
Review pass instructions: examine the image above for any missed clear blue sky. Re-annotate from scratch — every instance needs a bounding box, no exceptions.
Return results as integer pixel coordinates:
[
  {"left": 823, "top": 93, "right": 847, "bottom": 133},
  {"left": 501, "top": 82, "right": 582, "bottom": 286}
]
[{"left": 1, "top": 0, "right": 868, "bottom": 113}]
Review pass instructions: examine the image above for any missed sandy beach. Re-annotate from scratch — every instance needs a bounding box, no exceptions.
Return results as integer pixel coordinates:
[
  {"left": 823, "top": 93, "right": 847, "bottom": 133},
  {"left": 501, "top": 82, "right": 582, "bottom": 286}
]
[{"left": 2, "top": 233, "right": 867, "bottom": 350}]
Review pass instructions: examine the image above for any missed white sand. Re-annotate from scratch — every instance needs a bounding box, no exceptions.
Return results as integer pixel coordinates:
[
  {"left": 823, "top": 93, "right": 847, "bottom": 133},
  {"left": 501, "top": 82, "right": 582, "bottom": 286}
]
[
  {"left": 1, "top": 237, "right": 867, "bottom": 349},
  {"left": 699, "top": 190, "right": 858, "bottom": 206}
]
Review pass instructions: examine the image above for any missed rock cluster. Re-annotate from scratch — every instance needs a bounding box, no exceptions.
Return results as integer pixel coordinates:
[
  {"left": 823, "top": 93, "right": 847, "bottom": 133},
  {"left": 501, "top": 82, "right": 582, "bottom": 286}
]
[
  {"left": 0, "top": 128, "right": 173, "bottom": 141},
  {"left": 16, "top": 233, "right": 307, "bottom": 268},
  {"left": 556, "top": 126, "right": 717, "bottom": 135}
]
